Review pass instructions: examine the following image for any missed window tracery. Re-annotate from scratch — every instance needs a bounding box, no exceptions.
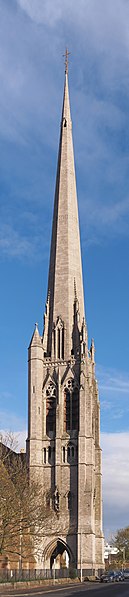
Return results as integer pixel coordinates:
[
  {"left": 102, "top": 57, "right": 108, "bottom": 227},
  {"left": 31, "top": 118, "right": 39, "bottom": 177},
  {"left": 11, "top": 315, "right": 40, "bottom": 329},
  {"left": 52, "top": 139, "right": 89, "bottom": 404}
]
[
  {"left": 46, "top": 381, "right": 56, "bottom": 435},
  {"left": 54, "top": 317, "right": 64, "bottom": 359},
  {"left": 64, "top": 378, "right": 79, "bottom": 431},
  {"left": 67, "top": 444, "right": 76, "bottom": 463}
]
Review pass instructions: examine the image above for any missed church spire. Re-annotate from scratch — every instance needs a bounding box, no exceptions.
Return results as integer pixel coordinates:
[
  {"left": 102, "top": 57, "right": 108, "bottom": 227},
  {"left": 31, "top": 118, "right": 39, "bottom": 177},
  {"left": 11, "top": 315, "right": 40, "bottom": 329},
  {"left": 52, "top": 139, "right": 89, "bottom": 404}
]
[
  {"left": 44, "top": 65, "right": 85, "bottom": 359},
  {"left": 28, "top": 62, "right": 104, "bottom": 573}
]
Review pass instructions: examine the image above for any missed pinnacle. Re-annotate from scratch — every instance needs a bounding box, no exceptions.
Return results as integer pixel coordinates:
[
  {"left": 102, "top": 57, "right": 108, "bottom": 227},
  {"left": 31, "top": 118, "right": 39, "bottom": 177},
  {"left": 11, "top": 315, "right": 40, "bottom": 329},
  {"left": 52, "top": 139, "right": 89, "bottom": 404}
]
[{"left": 29, "top": 322, "right": 41, "bottom": 348}]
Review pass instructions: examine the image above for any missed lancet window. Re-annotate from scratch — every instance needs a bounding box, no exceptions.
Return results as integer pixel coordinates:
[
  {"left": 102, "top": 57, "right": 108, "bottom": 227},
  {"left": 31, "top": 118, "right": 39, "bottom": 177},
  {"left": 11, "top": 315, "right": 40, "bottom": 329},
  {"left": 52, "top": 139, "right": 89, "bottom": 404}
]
[
  {"left": 46, "top": 381, "right": 56, "bottom": 435},
  {"left": 44, "top": 448, "right": 46, "bottom": 464},
  {"left": 64, "top": 378, "right": 79, "bottom": 432},
  {"left": 72, "top": 388, "right": 79, "bottom": 430},
  {"left": 67, "top": 444, "right": 76, "bottom": 463},
  {"left": 68, "top": 491, "right": 71, "bottom": 509},
  {"left": 54, "top": 317, "right": 64, "bottom": 360},
  {"left": 62, "top": 446, "right": 65, "bottom": 463},
  {"left": 64, "top": 389, "right": 70, "bottom": 430},
  {"left": 43, "top": 445, "right": 55, "bottom": 464}
]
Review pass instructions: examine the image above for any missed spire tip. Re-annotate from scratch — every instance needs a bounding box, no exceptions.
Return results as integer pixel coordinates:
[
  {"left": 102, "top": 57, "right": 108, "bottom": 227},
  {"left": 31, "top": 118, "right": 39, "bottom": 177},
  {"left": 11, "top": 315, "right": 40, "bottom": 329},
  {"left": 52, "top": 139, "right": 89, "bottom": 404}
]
[{"left": 63, "top": 48, "right": 70, "bottom": 75}]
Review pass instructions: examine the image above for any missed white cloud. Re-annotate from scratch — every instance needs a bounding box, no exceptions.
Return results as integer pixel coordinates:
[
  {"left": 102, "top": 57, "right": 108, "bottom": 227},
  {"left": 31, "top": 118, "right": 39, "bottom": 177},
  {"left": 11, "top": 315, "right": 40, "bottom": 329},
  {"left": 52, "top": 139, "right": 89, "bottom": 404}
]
[
  {"left": 0, "top": 224, "right": 32, "bottom": 258},
  {"left": 15, "top": 0, "right": 129, "bottom": 85},
  {"left": 0, "top": 223, "right": 45, "bottom": 260},
  {"left": 101, "top": 432, "right": 129, "bottom": 537},
  {"left": 81, "top": 195, "right": 129, "bottom": 246},
  {"left": 0, "top": 407, "right": 27, "bottom": 452},
  {"left": 97, "top": 365, "right": 129, "bottom": 395},
  {"left": 16, "top": 0, "right": 129, "bottom": 34},
  {"left": 0, "top": 0, "right": 129, "bottom": 252},
  {"left": 17, "top": 0, "right": 63, "bottom": 26},
  {"left": 0, "top": 410, "right": 26, "bottom": 433}
]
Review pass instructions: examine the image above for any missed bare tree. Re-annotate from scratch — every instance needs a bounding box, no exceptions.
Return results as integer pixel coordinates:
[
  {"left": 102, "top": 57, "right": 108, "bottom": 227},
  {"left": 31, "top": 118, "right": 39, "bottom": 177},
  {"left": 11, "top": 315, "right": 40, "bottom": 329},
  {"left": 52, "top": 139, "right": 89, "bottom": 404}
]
[
  {"left": 113, "top": 526, "right": 129, "bottom": 563},
  {"left": 0, "top": 435, "right": 50, "bottom": 565}
]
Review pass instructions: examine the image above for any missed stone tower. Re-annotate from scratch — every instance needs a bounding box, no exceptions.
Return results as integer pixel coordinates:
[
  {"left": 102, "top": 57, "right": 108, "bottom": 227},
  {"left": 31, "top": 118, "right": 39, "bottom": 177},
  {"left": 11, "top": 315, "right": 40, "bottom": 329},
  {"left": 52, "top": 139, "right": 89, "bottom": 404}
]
[{"left": 27, "top": 65, "right": 104, "bottom": 574}]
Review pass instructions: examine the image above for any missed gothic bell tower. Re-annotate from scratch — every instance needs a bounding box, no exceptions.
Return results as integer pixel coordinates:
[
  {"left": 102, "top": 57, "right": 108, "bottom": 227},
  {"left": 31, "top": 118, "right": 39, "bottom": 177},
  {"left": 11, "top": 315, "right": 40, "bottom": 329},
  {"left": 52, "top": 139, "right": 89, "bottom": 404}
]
[{"left": 27, "top": 57, "right": 104, "bottom": 573}]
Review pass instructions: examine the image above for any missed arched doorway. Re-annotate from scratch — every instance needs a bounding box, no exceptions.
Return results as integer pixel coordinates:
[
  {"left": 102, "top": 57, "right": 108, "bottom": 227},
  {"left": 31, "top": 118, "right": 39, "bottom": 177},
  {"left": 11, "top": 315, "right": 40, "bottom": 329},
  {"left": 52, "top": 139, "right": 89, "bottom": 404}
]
[
  {"left": 44, "top": 538, "right": 74, "bottom": 570},
  {"left": 50, "top": 541, "right": 69, "bottom": 569}
]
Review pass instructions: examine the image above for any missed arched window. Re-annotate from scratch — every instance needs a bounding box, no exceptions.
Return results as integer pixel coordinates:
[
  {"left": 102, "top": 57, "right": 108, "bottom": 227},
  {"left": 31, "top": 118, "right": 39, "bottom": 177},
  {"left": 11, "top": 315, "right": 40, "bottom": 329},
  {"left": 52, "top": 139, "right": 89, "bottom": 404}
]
[
  {"left": 46, "top": 382, "right": 56, "bottom": 435},
  {"left": 62, "top": 327, "right": 64, "bottom": 359},
  {"left": 72, "top": 446, "right": 74, "bottom": 459},
  {"left": 54, "top": 317, "right": 64, "bottom": 360},
  {"left": 67, "top": 446, "right": 70, "bottom": 461},
  {"left": 63, "top": 117, "right": 67, "bottom": 128},
  {"left": 58, "top": 328, "right": 60, "bottom": 359},
  {"left": 72, "top": 388, "right": 79, "bottom": 431},
  {"left": 63, "top": 446, "right": 65, "bottom": 463},
  {"left": 48, "top": 446, "right": 51, "bottom": 462},
  {"left": 44, "top": 448, "right": 46, "bottom": 464},
  {"left": 64, "top": 389, "right": 70, "bottom": 431},
  {"left": 68, "top": 491, "right": 71, "bottom": 509},
  {"left": 64, "top": 379, "right": 79, "bottom": 432}
]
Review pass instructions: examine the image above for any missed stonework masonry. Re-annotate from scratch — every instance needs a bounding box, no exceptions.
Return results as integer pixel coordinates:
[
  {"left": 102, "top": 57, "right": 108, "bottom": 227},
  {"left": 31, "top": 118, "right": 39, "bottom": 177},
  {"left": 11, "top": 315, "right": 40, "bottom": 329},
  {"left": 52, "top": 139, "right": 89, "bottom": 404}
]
[{"left": 27, "top": 70, "right": 104, "bottom": 573}]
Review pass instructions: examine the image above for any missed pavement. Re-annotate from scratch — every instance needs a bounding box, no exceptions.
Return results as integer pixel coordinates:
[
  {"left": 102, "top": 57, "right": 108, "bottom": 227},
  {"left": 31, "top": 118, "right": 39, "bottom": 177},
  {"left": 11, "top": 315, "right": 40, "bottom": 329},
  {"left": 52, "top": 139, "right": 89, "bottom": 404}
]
[{"left": 0, "top": 580, "right": 129, "bottom": 597}]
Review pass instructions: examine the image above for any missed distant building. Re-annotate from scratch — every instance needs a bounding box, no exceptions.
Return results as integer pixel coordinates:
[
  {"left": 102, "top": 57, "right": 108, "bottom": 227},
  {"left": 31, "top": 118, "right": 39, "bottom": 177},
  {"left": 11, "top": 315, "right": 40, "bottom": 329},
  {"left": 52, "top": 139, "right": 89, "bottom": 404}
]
[
  {"left": 27, "top": 61, "right": 104, "bottom": 573},
  {"left": 104, "top": 542, "right": 118, "bottom": 561}
]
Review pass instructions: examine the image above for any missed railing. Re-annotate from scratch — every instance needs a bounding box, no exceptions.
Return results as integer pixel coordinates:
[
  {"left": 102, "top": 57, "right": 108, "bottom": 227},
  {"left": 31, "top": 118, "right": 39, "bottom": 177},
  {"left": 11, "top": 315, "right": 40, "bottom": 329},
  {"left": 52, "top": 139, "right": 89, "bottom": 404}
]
[
  {"left": 0, "top": 568, "right": 75, "bottom": 583},
  {"left": 0, "top": 567, "right": 102, "bottom": 583}
]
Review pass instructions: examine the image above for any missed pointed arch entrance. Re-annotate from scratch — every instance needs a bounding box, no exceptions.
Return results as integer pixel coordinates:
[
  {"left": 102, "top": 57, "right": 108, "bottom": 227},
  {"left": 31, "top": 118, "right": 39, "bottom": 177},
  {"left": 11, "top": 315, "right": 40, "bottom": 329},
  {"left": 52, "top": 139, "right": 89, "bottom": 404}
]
[{"left": 44, "top": 538, "right": 74, "bottom": 569}]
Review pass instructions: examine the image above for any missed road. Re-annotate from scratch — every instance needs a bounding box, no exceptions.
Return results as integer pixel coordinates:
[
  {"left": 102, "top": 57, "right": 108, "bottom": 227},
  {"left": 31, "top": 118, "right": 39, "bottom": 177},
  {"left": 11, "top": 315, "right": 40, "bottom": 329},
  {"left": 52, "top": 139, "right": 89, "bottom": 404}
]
[{"left": 1, "top": 581, "right": 129, "bottom": 597}]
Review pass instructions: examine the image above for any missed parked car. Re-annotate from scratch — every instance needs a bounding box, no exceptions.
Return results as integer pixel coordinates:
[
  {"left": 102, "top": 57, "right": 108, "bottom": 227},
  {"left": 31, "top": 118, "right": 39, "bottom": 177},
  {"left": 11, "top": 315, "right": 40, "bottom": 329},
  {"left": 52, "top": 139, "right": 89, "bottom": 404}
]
[
  {"left": 100, "top": 571, "right": 120, "bottom": 583},
  {"left": 115, "top": 571, "right": 125, "bottom": 581},
  {"left": 123, "top": 569, "right": 129, "bottom": 579}
]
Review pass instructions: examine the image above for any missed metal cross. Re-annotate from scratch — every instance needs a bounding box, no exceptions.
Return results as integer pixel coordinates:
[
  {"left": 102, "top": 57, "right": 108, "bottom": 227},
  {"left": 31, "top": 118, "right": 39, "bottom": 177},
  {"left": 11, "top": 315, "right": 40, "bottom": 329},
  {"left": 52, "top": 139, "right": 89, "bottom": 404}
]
[{"left": 63, "top": 48, "right": 70, "bottom": 74}]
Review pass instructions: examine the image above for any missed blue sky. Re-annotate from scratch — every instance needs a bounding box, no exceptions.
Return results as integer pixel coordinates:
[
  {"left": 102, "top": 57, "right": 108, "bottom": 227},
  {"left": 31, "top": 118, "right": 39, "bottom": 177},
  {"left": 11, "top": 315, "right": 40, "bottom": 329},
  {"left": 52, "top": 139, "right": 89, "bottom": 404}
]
[{"left": 0, "top": 0, "right": 129, "bottom": 539}]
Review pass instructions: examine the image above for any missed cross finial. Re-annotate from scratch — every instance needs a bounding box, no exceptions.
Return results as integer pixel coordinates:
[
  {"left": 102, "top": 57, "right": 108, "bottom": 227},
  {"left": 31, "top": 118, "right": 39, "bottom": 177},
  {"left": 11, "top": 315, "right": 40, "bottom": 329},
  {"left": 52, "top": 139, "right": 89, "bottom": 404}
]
[{"left": 63, "top": 48, "right": 70, "bottom": 75}]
